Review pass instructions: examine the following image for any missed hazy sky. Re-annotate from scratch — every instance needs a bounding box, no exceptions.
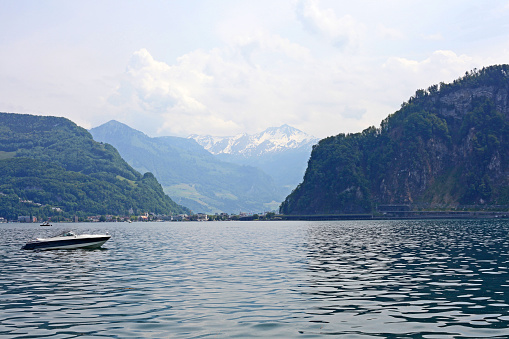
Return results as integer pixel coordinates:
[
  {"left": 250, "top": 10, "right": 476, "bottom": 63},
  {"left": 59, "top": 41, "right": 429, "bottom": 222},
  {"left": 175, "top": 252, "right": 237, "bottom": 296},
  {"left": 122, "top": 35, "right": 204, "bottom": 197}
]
[{"left": 1, "top": 0, "right": 508, "bottom": 138}]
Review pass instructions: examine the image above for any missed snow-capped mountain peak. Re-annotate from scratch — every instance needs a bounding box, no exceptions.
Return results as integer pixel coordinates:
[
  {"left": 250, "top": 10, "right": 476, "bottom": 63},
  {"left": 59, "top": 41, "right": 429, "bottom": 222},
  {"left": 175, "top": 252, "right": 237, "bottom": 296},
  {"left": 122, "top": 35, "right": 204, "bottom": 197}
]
[{"left": 189, "top": 125, "right": 318, "bottom": 156}]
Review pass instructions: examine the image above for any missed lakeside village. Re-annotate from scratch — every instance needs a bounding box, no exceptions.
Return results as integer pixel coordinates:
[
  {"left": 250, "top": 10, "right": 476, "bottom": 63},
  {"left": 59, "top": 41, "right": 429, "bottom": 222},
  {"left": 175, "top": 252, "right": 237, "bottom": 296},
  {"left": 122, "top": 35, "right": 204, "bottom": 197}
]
[
  {"left": 0, "top": 198, "right": 278, "bottom": 223},
  {"left": 3, "top": 200, "right": 508, "bottom": 224},
  {"left": 0, "top": 211, "right": 279, "bottom": 224}
]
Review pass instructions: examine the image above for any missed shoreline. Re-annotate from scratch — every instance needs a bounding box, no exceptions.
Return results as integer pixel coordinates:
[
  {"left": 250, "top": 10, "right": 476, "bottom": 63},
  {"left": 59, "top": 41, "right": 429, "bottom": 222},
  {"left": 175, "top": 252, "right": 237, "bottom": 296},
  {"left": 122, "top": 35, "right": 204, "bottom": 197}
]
[{"left": 277, "top": 211, "right": 509, "bottom": 221}]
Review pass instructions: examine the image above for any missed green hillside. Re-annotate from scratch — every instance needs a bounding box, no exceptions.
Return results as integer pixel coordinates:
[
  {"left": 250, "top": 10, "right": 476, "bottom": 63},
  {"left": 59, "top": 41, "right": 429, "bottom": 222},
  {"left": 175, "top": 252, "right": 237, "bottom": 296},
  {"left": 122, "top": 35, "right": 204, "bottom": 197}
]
[
  {"left": 280, "top": 65, "right": 509, "bottom": 215},
  {"left": 90, "top": 121, "right": 284, "bottom": 214},
  {"left": 0, "top": 113, "right": 190, "bottom": 220}
]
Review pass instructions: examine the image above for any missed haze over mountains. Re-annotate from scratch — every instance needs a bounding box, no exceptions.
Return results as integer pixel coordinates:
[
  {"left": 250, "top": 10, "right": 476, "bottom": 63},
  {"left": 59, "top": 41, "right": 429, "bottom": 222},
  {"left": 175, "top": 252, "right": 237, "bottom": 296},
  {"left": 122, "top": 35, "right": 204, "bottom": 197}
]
[
  {"left": 90, "top": 122, "right": 315, "bottom": 214},
  {"left": 190, "top": 125, "right": 318, "bottom": 190}
]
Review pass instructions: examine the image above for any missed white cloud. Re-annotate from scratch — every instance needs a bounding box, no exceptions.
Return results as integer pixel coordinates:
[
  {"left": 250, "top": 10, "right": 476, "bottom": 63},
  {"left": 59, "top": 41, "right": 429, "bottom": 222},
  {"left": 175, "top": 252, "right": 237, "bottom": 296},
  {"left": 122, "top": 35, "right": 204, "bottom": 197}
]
[
  {"left": 2, "top": 1, "right": 507, "bottom": 140},
  {"left": 295, "top": 0, "right": 365, "bottom": 51},
  {"left": 383, "top": 50, "right": 476, "bottom": 83},
  {"left": 109, "top": 38, "right": 368, "bottom": 138},
  {"left": 108, "top": 39, "right": 502, "bottom": 140},
  {"left": 380, "top": 50, "right": 481, "bottom": 113},
  {"left": 233, "top": 31, "right": 312, "bottom": 64},
  {"left": 109, "top": 48, "right": 225, "bottom": 135}
]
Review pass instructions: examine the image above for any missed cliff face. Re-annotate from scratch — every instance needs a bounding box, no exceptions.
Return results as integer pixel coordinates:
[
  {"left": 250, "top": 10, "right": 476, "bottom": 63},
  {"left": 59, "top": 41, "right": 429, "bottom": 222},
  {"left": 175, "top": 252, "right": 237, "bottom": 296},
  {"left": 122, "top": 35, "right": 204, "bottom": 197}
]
[{"left": 280, "top": 65, "right": 509, "bottom": 215}]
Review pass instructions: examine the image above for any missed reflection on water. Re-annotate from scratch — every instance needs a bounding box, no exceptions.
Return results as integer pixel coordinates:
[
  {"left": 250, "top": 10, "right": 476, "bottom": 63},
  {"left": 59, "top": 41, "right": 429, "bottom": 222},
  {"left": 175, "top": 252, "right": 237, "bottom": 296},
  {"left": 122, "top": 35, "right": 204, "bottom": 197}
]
[{"left": 0, "top": 220, "right": 508, "bottom": 338}]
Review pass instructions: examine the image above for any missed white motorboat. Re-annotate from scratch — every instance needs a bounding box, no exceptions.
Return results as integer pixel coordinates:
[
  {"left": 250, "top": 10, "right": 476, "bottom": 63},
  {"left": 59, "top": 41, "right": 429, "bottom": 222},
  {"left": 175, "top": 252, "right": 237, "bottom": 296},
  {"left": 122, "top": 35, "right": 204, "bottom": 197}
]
[{"left": 22, "top": 231, "right": 111, "bottom": 250}]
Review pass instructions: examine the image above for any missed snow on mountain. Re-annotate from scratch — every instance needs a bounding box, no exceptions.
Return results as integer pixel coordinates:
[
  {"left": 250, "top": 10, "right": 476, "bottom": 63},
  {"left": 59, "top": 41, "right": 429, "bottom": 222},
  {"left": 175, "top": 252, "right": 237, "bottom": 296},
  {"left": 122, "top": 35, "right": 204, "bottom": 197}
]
[{"left": 189, "top": 124, "right": 318, "bottom": 156}]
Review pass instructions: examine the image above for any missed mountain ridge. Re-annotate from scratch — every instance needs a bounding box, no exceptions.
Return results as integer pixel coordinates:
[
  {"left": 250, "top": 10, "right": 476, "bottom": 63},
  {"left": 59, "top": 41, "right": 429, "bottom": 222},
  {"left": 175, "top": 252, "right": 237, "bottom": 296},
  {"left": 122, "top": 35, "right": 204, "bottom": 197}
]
[
  {"left": 189, "top": 124, "right": 318, "bottom": 157},
  {"left": 90, "top": 121, "right": 284, "bottom": 214}
]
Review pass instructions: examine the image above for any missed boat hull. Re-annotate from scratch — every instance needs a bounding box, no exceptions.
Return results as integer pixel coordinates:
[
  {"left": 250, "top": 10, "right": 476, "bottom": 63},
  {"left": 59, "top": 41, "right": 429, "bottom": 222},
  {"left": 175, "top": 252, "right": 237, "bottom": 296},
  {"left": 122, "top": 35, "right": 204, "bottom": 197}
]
[{"left": 22, "top": 235, "right": 111, "bottom": 250}]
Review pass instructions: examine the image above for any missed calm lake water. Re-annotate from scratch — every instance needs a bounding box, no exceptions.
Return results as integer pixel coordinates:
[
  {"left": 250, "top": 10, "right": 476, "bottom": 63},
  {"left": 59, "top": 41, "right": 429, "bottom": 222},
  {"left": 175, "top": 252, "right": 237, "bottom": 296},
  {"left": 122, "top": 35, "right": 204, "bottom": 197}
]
[{"left": 1, "top": 219, "right": 509, "bottom": 338}]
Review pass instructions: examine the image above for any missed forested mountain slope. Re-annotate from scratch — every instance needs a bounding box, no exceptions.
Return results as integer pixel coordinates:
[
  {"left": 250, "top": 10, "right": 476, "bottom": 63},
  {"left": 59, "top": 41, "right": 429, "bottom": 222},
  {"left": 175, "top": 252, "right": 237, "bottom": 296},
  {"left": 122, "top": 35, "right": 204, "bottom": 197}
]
[
  {"left": 0, "top": 113, "right": 190, "bottom": 220},
  {"left": 281, "top": 65, "right": 509, "bottom": 214},
  {"left": 90, "top": 121, "right": 284, "bottom": 214}
]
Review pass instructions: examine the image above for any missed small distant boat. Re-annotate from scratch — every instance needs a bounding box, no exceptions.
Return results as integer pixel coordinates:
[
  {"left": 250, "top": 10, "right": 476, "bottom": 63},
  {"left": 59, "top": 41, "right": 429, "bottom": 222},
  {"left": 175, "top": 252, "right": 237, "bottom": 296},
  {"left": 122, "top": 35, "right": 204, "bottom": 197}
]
[
  {"left": 40, "top": 221, "right": 52, "bottom": 227},
  {"left": 22, "top": 231, "right": 111, "bottom": 250}
]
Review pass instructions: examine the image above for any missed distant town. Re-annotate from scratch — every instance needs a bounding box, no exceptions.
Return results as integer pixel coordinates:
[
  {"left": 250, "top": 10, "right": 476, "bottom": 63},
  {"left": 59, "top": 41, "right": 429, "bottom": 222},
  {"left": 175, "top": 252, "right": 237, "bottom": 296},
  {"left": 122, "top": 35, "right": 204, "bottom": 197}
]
[{"left": 1, "top": 211, "right": 279, "bottom": 223}]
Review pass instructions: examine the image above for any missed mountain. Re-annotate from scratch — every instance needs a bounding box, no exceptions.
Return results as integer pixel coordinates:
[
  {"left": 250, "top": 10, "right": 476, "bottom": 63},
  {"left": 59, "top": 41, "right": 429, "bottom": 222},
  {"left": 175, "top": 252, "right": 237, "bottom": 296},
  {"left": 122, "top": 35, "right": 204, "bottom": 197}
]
[
  {"left": 190, "top": 124, "right": 317, "bottom": 156},
  {"left": 189, "top": 125, "right": 318, "bottom": 191},
  {"left": 0, "top": 113, "right": 190, "bottom": 220},
  {"left": 90, "top": 121, "right": 284, "bottom": 214},
  {"left": 280, "top": 65, "right": 509, "bottom": 215}
]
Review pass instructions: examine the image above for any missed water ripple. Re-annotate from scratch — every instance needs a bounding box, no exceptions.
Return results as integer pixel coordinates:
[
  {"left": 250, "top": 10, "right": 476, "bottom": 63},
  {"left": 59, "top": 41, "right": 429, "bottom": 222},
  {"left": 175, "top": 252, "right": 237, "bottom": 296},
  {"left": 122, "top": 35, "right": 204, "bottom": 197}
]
[{"left": 1, "top": 219, "right": 509, "bottom": 337}]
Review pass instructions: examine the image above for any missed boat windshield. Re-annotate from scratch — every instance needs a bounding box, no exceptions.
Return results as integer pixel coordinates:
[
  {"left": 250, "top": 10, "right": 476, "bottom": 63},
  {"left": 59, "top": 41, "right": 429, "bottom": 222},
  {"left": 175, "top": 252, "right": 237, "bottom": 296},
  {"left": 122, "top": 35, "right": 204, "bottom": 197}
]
[{"left": 58, "top": 231, "right": 76, "bottom": 237}]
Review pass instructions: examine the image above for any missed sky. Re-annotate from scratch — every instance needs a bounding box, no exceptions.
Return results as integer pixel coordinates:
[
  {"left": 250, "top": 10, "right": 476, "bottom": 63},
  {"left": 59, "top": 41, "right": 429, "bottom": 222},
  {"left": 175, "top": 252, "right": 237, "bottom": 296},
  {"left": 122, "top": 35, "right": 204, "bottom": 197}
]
[{"left": 1, "top": 0, "right": 509, "bottom": 139}]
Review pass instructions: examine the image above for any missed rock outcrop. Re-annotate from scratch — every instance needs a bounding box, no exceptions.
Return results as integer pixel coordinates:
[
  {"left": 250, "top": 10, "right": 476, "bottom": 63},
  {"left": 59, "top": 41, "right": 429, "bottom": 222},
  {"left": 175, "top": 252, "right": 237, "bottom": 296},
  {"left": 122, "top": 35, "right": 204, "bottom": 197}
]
[{"left": 280, "top": 65, "right": 509, "bottom": 215}]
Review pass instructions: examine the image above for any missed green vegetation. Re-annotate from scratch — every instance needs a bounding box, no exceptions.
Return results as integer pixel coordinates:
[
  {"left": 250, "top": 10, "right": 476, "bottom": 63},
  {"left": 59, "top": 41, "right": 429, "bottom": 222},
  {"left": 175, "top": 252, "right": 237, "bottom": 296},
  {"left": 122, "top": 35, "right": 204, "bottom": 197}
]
[
  {"left": 281, "top": 65, "right": 509, "bottom": 215},
  {"left": 90, "top": 120, "right": 284, "bottom": 214},
  {"left": 0, "top": 113, "right": 191, "bottom": 220}
]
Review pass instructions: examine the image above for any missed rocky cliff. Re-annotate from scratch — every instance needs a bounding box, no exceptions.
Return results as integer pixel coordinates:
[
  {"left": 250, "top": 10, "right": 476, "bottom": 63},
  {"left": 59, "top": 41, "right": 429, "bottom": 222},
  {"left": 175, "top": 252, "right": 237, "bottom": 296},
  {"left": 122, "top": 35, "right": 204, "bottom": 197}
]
[{"left": 280, "top": 65, "right": 509, "bottom": 215}]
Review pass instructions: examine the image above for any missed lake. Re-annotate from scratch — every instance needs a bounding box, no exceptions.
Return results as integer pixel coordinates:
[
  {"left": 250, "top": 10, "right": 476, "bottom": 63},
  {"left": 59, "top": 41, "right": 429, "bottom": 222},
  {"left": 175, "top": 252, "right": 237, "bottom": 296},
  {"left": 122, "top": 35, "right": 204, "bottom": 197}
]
[{"left": 1, "top": 219, "right": 509, "bottom": 338}]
